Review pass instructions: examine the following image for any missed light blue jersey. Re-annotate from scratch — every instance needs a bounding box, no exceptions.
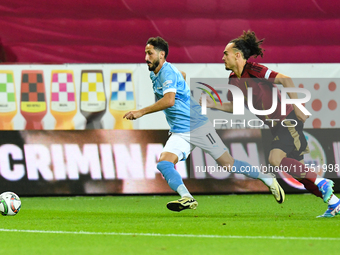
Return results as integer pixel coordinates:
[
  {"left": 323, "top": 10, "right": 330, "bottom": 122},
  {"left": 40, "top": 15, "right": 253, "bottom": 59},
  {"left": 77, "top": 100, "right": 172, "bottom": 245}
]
[{"left": 150, "top": 62, "right": 208, "bottom": 133}]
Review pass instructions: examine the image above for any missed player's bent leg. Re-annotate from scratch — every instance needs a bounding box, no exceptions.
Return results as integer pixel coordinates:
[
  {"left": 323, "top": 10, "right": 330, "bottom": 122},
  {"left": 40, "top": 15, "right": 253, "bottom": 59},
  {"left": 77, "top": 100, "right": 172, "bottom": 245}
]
[
  {"left": 157, "top": 151, "right": 197, "bottom": 212},
  {"left": 278, "top": 156, "right": 334, "bottom": 203},
  {"left": 272, "top": 149, "right": 331, "bottom": 202},
  {"left": 216, "top": 152, "right": 285, "bottom": 203},
  {"left": 216, "top": 152, "right": 260, "bottom": 179}
]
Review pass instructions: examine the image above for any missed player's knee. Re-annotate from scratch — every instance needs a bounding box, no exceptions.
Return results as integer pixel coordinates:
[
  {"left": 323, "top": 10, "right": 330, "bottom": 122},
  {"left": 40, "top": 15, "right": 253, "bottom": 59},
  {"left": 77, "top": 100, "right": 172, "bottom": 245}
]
[
  {"left": 224, "top": 163, "right": 234, "bottom": 172},
  {"left": 216, "top": 152, "right": 234, "bottom": 170},
  {"left": 268, "top": 155, "right": 282, "bottom": 167},
  {"left": 157, "top": 161, "right": 166, "bottom": 171},
  {"left": 157, "top": 161, "right": 174, "bottom": 173},
  {"left": 269, "top": 149, "right": 286, "bottom": 167}
]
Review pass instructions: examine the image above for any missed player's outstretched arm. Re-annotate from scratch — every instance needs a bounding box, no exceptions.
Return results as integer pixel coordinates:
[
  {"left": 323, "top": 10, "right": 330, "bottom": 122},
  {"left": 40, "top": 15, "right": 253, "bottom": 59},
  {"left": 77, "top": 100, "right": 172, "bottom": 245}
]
[
  {"left": 124, "top": 92, "right": 175, "bottom": 120},
  {"left": 199, "top": 93, "right": 233, "bottom": 113}
]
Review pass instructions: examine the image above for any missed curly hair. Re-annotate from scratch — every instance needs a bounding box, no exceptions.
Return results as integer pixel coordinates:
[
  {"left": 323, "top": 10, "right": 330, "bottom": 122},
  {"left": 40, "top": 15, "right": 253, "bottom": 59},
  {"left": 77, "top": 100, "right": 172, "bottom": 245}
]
[
  {"left": 146, "top": 37, "right": 169, "bottom": 59},
  {"left": 230, "top": 31, "right": 264, "bottom": 59}
]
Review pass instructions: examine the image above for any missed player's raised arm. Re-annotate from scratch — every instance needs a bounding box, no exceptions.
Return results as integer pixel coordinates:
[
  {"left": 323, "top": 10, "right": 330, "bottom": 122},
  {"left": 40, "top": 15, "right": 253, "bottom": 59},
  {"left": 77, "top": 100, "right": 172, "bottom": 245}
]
[{"left": 123, "top": 92, "right": 175, "bottom": 120}]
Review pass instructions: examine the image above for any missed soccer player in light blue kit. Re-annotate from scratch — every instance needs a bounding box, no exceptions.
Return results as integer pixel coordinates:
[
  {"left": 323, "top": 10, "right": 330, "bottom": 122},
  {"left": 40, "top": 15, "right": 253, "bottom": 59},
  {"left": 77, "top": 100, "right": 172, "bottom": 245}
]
[{"left": 123, "top": 37, "right": 284, "bottom": 211}]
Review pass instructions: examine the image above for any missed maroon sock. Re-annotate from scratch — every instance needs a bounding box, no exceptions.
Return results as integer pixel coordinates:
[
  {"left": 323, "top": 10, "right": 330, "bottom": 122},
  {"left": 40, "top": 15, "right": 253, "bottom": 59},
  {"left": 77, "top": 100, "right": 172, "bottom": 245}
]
[
  {"left": 296, "top": 178, "right": 323, "bottom": 198},
  {"left": 280, "top": 157, "right": 318, "bottom": 181},
  {"left": 280, "top": 157, "right": 322, "bottom": 198}
]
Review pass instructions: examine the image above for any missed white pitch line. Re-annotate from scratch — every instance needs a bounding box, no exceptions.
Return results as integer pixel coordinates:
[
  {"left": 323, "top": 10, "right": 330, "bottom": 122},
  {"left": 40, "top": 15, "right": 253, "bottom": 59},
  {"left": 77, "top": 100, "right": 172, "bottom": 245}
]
[{"left": 0, "top": 228, "right": 339, "bottom": 241}]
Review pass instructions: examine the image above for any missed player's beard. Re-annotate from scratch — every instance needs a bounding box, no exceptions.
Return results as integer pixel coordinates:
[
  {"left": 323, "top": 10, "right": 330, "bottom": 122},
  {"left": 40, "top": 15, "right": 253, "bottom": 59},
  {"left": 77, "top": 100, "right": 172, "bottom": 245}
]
[{"left": 147, "top": 58, "right": 160, "bottom": 71}]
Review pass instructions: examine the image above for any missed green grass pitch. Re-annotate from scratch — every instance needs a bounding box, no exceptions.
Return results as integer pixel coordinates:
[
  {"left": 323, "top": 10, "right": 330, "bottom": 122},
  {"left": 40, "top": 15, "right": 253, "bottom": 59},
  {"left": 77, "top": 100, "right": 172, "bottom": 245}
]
[{"left": 1, "top": 194, "right": 340, "bottom": 255}]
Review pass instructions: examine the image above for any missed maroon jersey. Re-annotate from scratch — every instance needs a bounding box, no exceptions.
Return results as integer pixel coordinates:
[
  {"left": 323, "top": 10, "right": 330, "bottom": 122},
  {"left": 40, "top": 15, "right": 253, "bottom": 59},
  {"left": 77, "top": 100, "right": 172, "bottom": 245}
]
[{"left": 227, "top": 62, "right": 293, "bottom": 129}]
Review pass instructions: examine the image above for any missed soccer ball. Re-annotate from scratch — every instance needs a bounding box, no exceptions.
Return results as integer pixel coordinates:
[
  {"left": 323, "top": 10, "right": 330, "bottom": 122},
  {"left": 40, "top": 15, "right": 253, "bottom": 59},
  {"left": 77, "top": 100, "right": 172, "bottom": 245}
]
[{"left": 0, "top": 192, "right": 21, "bottom": 216}]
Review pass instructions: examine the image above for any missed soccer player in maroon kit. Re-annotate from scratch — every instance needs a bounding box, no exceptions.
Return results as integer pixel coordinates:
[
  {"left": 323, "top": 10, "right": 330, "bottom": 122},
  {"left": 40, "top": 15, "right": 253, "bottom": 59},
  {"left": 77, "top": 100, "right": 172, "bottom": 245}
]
[{"left": 203, "top": 31, "right": 340, "bottom": 217}]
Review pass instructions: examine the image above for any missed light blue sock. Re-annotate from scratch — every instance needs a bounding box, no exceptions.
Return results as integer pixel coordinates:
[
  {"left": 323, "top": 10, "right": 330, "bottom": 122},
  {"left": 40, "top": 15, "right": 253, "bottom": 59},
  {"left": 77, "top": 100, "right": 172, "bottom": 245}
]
[
  {"left": 233, "top": 159, "right": 260, "bottom": 179},
  {"left": 157, "top": 161, "right": 184, "bottom": 192}
]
